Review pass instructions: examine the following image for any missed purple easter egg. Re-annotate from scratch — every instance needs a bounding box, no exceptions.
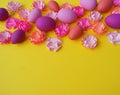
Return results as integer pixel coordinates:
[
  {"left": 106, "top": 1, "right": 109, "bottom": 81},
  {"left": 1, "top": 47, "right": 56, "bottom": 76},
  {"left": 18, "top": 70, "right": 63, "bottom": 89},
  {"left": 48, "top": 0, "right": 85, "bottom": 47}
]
[
  {"left": 80, "top": 0, "right": 97, "bottom": 11},
  {"left": 28, "top": 8, "right": 42, "bottom": 23},
  {"left": 105, "top": 14, "right": 120, "bottom": 29},
  {"left": 11, "top": 30, "right": 26, "bottom": 44},
  {"left": 36, "top": 16, "right": 56, "bottom": 32},
  {"left": 57, "top": 8, "right": 77, "bottom": 24},
  {"left": 0, "top": 8, "right": 9, "bottom": 21}
]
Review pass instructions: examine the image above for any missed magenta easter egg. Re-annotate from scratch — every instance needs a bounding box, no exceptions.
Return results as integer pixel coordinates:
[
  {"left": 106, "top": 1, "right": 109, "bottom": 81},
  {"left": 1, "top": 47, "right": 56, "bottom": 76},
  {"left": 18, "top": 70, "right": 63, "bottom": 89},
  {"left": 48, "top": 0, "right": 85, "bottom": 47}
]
[
  {"left": 11, "top": 30, "right": 26, "bottom": 44},
  {"left": 105, "top": 14, "right": 120, "bottom": 29},
  {"left": 57, "top": 8, "right": 77, "bottom": 24},
  {"left": 36, "top": 16, "right": 56, "bottom": 32},
  {"left": 0, "top": 8, "right": 9, "bottom": 21},
  {"left": 28, "top": 8, "right": 42, "bottom": 23},
  {"left": 80, "top": 0, "right": 97, "bottom": 11}
]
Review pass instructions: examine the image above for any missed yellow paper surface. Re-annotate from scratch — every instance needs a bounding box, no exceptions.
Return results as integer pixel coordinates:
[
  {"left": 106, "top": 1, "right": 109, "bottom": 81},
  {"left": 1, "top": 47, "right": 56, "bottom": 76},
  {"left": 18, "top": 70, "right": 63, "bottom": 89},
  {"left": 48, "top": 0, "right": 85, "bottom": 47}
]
[{"left": 0, "top": 0, "right": 120, "bottom": 95}]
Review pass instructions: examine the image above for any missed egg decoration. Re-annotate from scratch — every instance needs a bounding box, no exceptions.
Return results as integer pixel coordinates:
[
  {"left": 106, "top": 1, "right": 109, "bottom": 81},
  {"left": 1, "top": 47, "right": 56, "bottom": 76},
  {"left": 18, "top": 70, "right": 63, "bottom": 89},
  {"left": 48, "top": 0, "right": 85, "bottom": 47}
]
[
  {"left": 97, "top": 0, "right": 113, "bottom": 13},
  {"left": 68, "top": 25, "right": 83, "bottom": 40},
  {"left": 48, "top": 0, "right": 60, "bottom": 12},
  {"left": 28, "top": 8, "right": 42, "bottom": 23},
  {"left": 80, "top": 0, "right": 97, "bottom": 11},
  {"left": 105, "top": 14, "right": 120, "bottom": 29},
  {"left": 0, "top": 8, "right": 9, "bottom": 21},
  {"left": 57, "top": 8, "right": 77, "bottom": 24},
  {"left": 36, "top": 16, "right": 56, "bottom": 32},
  {"left": 11, "top": 30, "right": 26, "bottom": 44}
]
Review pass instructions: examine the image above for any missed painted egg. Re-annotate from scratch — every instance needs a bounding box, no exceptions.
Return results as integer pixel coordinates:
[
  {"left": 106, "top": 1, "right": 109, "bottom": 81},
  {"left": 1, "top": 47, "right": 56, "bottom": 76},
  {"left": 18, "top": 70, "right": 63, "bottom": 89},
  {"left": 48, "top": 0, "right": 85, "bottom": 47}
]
[
  {"left": 69, "top": 25, "right": 83, "bottom": 40},
  {"left": 11, "top": 30, "right": 26, "bottom": 44},
  {"left": 105, "top": 14, "right": 120, "bottom": 29},
  {"left": 0, "top": 8, "right": 9, "bottom": 21},
  {"left": 57, "top": 8, "right": 77, "bottom": 24},
  {"left": 36, "top": 16, "right": 56, "bottom": 32},
  {"left": 48, "top": 0, "right": 60, "bottom": 12},
  {"left": 97, "top": 0, "right": 113, "bottom": 13},
  {"left": 80, "top": 0, "right": 97, "bottom": 11},
  {"left": 28, "top": 8, "right": 42, "bottom": 23}
]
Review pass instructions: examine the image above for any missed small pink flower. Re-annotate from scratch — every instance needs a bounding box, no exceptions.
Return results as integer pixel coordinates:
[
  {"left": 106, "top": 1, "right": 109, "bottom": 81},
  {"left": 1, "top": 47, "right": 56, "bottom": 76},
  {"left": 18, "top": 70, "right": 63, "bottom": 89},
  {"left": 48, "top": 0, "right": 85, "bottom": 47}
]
[
  {"left": 6, "top": 18, "right": 19, "bottom": 29},
  {"left": 32, "top": 0, "right": 46, "bottom": 11},
  {"left": 111, "top": 7, "right": 120, "bottom": 14},
  {"left": 82, "top": 35, "right": 98, "bottom": 49},
  {"left": 114, "top": 0, "right": 120, "bottom": 6},
  {"left": 0, "top": 30, "right": 12, "bottom": 44},
  {"left": 46, "top": 11, "right": 58, "bottom": 20},
  {"left": 61, "top": 3, "right": 73, "bottom": 9},
  {"left": 55, "top": 24, "right": 70, "bottom": 37},
  {"left": 73, "top": 6, "right": 84, "bottom": 18},
  {"left": 78, "top": 18, "right": 91, "bottom": 30}
]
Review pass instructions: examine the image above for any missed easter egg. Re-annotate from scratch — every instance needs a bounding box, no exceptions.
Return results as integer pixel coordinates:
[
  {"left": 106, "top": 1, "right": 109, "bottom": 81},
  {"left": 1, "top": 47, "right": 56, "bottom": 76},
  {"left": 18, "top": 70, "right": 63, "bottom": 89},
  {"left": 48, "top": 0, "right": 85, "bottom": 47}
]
[
  {"left": 48, "top": 0, "right": 60, "bottom": 12},
  {"left": 0, "top": 8, "right": 9, "bottom": 21},
  {"left": 57, "top": 8, "right": 77, "bottom": 24},
  {"left": 69, "top": 25, "right": 83, "bottom": 40},
  {"left": 36, "top": 16, "right": 56, "bottom": 32},
  {"left": 80, "top": 0, "right": 97, "bottom": 11},
  {"left": 11, "top": 30, "right": 26, "bottom": 44},
  {"left": 97, "top": 0, "right": 113, "bottom": 13},
  {"left": 105, "top": 14, "right": 120, "bottom": 29},
  {"left": 28, "top": 8, "right": 42, "bottom": 23}
]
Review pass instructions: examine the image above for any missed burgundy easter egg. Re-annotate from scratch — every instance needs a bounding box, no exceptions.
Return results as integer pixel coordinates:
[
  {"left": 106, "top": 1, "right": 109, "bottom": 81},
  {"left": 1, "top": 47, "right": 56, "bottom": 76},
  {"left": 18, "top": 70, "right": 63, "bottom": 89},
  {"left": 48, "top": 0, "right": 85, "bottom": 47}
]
[
  {"left": 11, "top": 30, "right": 26, "bottom": 44},
  {"left": 105, "top": 14, "right": 120, "bottom": 29},
  {"left": 36, "top": 16, "right": 56, "bottom": 32},
  {"left": 0, "top": 8, "right": 9, "bottom": 21},
  {"left": 57, "top": 8, "right": 77, "bottom": 24}
]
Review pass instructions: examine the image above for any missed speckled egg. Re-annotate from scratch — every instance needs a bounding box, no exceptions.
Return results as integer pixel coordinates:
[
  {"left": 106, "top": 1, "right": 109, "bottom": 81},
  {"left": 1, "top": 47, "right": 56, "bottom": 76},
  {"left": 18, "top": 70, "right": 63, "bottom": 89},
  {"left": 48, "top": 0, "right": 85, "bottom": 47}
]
[
  {"left": 57, "top": 8, "right": 77, "bottom": 24},
  {"left": 80, "top": 0, "right": 97, "bottom": 11},
  {"left": 0, "top": 8, "right": 9, "bottom": 21},
  {"left": 36, "top": 16, "right": 56, "bottom": 32},
  {"left": 105, "top": 14, "right": 120, "bottom": 29},
  {"left": 28, "top": 8, "right": 42, "bottom": 23},
  {"left": 11, "top": 30, "right": 26, "bottom": 44}
]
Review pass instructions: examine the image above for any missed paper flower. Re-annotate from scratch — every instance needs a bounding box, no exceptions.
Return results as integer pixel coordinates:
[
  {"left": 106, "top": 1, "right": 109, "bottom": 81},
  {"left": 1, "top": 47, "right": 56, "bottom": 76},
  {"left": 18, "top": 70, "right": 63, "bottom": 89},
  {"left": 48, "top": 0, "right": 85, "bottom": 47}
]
[
  {"left": 46, "top": 11, "right": 58, "bottom": 20},
  {"left": 113, "top": 0, "right": 120, "bottom": 6},
  {"left": 46, "top": 38, "right": 62, "bottom": 52}
]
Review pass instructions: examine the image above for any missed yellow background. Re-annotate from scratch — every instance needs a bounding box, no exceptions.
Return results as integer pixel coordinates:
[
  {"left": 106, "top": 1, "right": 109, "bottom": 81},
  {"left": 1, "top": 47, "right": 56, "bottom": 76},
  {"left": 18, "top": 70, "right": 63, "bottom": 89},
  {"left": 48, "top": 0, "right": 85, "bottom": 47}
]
[{"left": 0, "top": 0, "right": 120, "bottom": 95}]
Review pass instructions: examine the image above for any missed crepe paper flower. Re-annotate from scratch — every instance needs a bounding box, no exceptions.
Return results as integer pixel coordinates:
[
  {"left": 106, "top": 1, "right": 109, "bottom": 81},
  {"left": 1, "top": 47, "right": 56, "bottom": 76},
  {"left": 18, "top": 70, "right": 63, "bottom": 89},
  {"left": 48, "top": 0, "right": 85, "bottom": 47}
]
[
  {"left": 6, "top": 17, "right": 19, "bottom": 29},
  {"left": 0, "top": 30, "right": 12, "bottom": 44},
  {"left": 46, "top": 38, "right": 62, "bottom": 52},
  {"left": 61, "top": 3, "right": 73, "bottom": 9},
  {"left": 111, "top": 7, "right": 120, "bottom": 14},
  {"left": 107, "top": 31, "right": 120, "bottom": 44},
  {"left": 78, "top": 18, "right": 91, "bottom": 30},
  {"left": 46, "top": 11, "right": 58, "bottom": 20},
  {"left": 18, "top": 8, "right": 30, "bottom": 20},
  {"left": 89, "top": 11, "right": 103, "bottom": 22},
  {"left": 29, "top": 31, "right": 46, "bottom": 44},
  {"left": 32, "top": 0, "right": 46, "bottom": 11},
  {"left": 7, "top": 0, "right": 23, "bottom": 15},
  {"left": 82, "top": 35, "right": 98, "bottom": 49},
  {"left": 72, "top": 6, "right": 84, "bottom": 18},
  {"left": 113, "top": 0, "right": 120, "bottom": 6},
  {"left": 55, "top": 24, "right": 70, "bottom": 37},
  {"left": 91, "top": 22, "right": 107, "bottom": 35},
  {"left": 18, "top": 20, "right": 32, "bottom": 32}
]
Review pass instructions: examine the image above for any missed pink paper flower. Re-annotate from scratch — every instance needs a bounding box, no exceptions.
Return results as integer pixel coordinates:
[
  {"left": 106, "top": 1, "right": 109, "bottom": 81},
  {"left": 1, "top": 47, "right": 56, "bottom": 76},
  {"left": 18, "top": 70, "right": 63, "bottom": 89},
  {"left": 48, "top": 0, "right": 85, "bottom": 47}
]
[
  {"left": 78, "top": 18, "right": 91, "bottom": 30},
  {"left": 89, "top": 11, "right": 103, "bottom": 22},
  {"left": 18, "top": 20, "right": 32, "bottom": 32},
  {"left": 46, "top": 11, "right": 58, "bottom": 20},
  {"left": 7, "top": 0, "right": 23, "bottom": 15},
  {"left": 32, "top": 0, "right": 46, "bottom": 11},
  {"left": 111, "top": 7, "right": 120, "bottom": 14},
  {"left": 72, "top": 6, "right": 84, "bottom": 18},
  {"left": 61, "top": 3, "right": 73, "bottom": 9},
  {"left": 0, "top": 30, "right": 12, "bottom": 44},
  {"left": 55, "top": 24, "right": 69, "bottom": 37},
  {"left": 114, "top": 0, "right": 120, "bottom": 6},
  {"left": 18, "top": 8, "right": 30, "bottom": 20},
  {"left": 107, "top": 31, "right": 120, "bottom": 44},
  {"left": 46, "top": 38, "right": 62, "bottom": 52},
  {"left": 82, "top": 35, "right": 98, "bottom": 49},
  {"left": 6, "top": 18, "right": 19, "bottom": 29}
]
